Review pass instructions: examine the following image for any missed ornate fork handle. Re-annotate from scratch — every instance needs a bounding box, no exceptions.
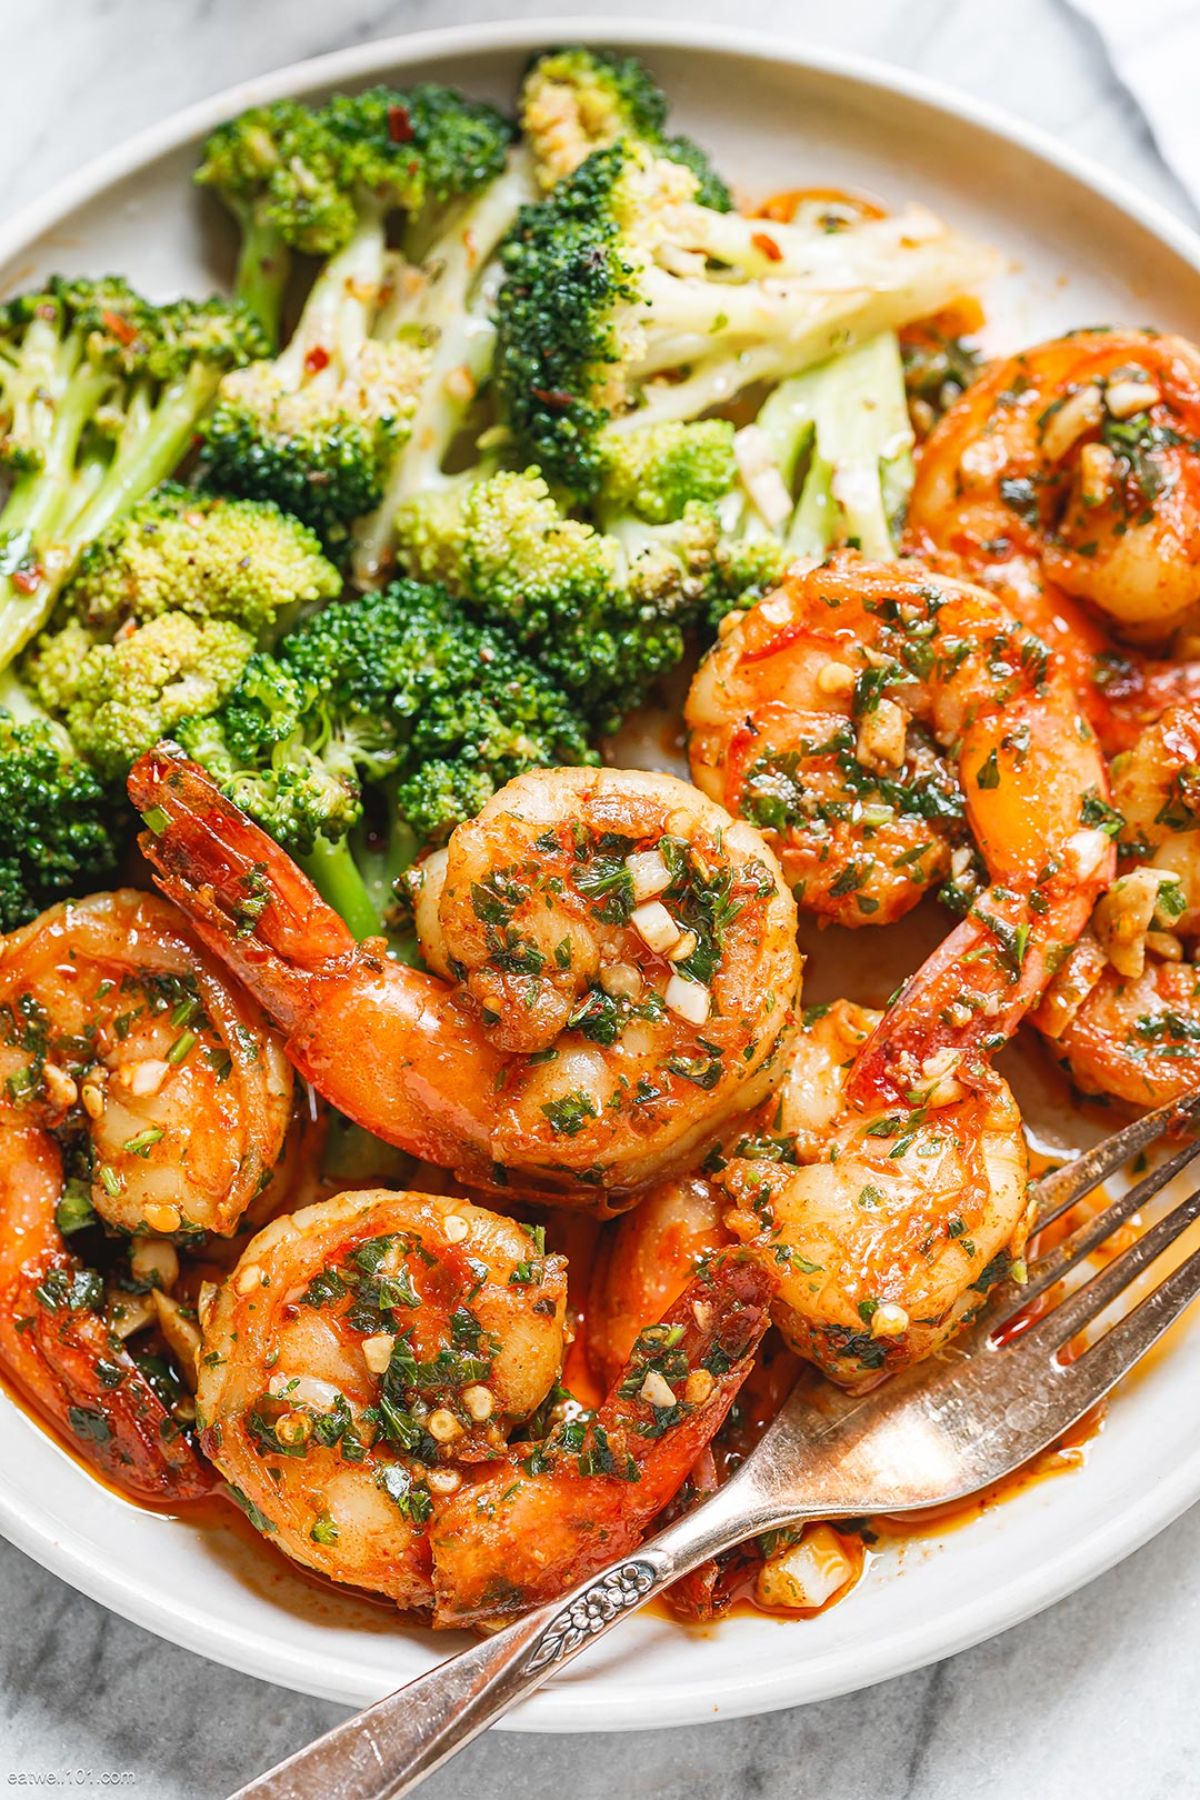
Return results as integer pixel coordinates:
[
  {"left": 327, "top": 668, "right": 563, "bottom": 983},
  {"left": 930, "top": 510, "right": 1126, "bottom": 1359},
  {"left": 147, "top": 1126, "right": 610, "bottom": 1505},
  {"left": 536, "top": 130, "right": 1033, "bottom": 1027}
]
[{"left": 231, "top": 1481, "right": 795, "bottom": 1800}]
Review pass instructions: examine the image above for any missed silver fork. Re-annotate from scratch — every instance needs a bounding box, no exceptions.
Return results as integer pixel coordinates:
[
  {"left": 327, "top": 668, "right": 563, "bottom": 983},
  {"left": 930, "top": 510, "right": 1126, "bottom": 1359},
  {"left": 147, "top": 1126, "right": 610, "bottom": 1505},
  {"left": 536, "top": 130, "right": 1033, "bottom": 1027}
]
[{"left": 232, "top": 1092, "right": 1200, "bottom": 1800}]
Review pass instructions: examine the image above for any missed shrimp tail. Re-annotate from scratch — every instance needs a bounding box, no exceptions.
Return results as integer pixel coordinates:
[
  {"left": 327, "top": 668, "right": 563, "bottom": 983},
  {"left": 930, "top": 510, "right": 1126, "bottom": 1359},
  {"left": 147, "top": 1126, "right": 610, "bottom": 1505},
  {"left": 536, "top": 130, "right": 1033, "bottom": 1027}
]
[
  {"left": 848, "top": 832, "right": 1114, "bottom": 1109},
  {"left": 428, "top": 1253, "right": 774, "bottom": 1629},
  {"left": 128, "top": 744, "right": 356, "bottom": 1035},
  {"left": 0, "top": 1265, "right": 216, "bottom": 1503}
]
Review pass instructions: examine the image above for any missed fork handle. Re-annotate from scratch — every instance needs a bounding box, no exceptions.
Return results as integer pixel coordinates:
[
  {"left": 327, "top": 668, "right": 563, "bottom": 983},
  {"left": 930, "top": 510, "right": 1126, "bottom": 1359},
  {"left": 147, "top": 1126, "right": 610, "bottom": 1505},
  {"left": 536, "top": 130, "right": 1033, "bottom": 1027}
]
[{"left": 231, "top": 1483, "right": 793, "bottom": 1799}]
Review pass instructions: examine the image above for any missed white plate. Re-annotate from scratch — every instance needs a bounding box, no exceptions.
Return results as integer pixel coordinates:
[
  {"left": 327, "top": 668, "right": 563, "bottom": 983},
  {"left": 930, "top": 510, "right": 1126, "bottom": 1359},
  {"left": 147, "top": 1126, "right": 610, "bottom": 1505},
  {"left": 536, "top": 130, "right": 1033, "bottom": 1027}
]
[{"left": 3, "top": 15, "right": 1200, "bottom": 1733}]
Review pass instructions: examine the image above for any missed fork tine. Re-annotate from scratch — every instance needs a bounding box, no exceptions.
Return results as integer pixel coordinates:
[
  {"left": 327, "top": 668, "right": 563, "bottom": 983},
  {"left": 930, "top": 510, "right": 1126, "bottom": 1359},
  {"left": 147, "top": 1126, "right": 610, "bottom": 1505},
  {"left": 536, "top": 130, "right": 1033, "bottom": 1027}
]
[
  {"left": 987, "top": 1134, "right": 1200, "bottom": 1329},
  {"left": 1012, "top": 1178, "right": 1200, "bottom": 1355},
  {"left": 1048, "top": 1238, "right": 1200, "bottom": 1415},
  {"left": 1030, "top": 1088, "right": 1200, "bottom": 1230}
]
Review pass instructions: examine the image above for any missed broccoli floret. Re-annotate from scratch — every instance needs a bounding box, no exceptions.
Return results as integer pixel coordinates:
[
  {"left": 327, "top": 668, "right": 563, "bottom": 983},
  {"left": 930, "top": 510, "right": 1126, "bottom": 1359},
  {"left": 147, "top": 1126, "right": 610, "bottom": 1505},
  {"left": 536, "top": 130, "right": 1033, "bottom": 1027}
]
[
  {"left": 495, "top": 139, "right": 991, "bottom": 500},
  {"left": 202, "top": 338, "right": 430, "bottom": 548},
  {"left": 395, "top": 468, "right": 699, "bottom": 731},
  {"left": 26, "top": 614, "right": 254, "bottom": 783},
  {"left": 519, "top": 47, "right": 732, "bottom": 208},
  {"left": 597, "top": 419, "right": 737, "bottom": 524},
  {"left": 704, "top": 536, "right": 789, "bottom": 632},
  {"left": 195, "top": 100, "right": 355, "bottom": 343},
  {"left": 0, "top": 671, "right": 120, "bottom": 930},
  {"left": 178, "top": 580, "right": 596, "bottom": 938},
  {"left": 60, "top": 483, "right": 341, "bottom": 637},
  {"left": 200, "top": 84, "right": 517, "bottom": 550},
  {"left": 0, "top": 276, "right": 266, "bottom": 671},
  {"left": 321, "top": 85, "right": 516, "bottom": 251}
]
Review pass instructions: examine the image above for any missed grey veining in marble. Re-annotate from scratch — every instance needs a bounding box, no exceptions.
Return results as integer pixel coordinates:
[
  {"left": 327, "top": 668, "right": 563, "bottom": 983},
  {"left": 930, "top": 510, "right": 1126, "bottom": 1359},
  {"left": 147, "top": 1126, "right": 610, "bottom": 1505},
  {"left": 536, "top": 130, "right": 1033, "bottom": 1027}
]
[{"left": 2, "top": 2, "right": 1199, "bottom": 1796}]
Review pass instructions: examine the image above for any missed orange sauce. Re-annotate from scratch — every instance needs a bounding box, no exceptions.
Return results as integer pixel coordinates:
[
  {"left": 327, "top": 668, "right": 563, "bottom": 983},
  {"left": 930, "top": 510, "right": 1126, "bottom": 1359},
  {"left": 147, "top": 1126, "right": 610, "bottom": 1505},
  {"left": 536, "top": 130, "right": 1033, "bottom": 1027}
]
[
  {"left": 753, "top": 185, "right": 886, "bottom": 224},
  {"left": 874, "top": 1404, "right": 1105, "bottom": 1543}
]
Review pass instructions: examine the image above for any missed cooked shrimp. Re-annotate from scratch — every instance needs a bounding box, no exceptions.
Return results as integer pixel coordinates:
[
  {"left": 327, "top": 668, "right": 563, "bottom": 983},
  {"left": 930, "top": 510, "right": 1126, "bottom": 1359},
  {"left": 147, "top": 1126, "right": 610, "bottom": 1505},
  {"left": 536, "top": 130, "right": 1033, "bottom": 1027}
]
[
  {"left": 130, "top": 750, "right": 801, "bottom": 1209},
  {"left": 687, "top": 555, "right": 1114, "bottom": 1096},
  {"left": 429, "top": 1254, "right": 773, "bottom": 1627},
  {"left": 0, "top": 1125, "right": 214, "bottom": 1502},
  {"left": 720, "top": 999, "right": 1032, "bottom": 1388},
  {"left": 908, "top": 330, "right": 1200, "bottom": 747},
  {"left": 1035, "top": 699, "right": 1200, "bottom": 1104},
  {"left": 0, "top": 890, "right": 295, "bottom": 1501},
  {"left": 196, "top": 1188, "right": 569, "bottom": 1606},
  {"left": 910, "top": 329, "right": 1200, "bottom": 636},
  {"left": 0, "top": 891, "right": 294, "bottom": 1239}
]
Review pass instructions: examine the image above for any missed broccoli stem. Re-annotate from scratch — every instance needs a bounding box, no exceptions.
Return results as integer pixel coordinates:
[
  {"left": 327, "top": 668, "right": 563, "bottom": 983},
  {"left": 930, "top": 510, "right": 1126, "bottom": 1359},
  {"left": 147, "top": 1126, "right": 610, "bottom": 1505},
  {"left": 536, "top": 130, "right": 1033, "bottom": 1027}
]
[
  {"left": 234, "top": 214, "right": 290, "bottom": 348},
  {"left": 793, "top": 332, "right": 913, "bottom": 558},
  {"left": 299, "top": 813, "right": 421, "bottom": 954},
  {"left": 299, "top": 833, "right": 385, "bottom": 941},
  {"left": 67, "top": 369, "right": 226, "bottom": 547},
  {"left": 0, "top": 363, "right": 111, "bottom": 551},
  {"left": 739, "top": 333, "right": 914, "bottom": 560},
  {"left": 277, "top": 202, "right": 386, "bottom": 384},
  {"left": 0, "top": 664, "right": 55, "bottom": 727},
  {"left": 353, "top": 151, "right": 536, "bottom": 584},
  {"left": 788, "top": 452, "right": 836, "bottom": 557},
  {"left": 0, "top": 366, "right": 227, "bottom": 671}
]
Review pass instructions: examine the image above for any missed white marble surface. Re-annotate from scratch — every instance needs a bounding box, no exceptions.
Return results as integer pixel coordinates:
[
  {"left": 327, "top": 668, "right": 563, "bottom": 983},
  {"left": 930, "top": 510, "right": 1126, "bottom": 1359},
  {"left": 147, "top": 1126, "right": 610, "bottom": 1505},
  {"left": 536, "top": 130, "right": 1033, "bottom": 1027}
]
[{"left": 3, "top": 2, "right": 1200, "bottom": 1796}]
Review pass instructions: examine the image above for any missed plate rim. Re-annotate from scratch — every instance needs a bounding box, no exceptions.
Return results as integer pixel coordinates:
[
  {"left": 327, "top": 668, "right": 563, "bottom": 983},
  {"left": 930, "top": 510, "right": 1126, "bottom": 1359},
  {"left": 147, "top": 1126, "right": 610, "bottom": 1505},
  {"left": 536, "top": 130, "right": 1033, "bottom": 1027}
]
[{"left": 3, "top": 11, "right": 1200, "bottom": 1731}]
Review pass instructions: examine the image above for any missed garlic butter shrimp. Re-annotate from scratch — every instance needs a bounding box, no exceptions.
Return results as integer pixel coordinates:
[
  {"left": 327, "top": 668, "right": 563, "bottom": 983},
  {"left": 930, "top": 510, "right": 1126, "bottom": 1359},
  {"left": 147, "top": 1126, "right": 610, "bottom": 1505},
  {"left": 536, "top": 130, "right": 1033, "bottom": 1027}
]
[
  {"left": 1036, "top": 699, "right": 1200, "bottom": 1105},
  {"left": 0, "top": 1125, "right": 215, "bottom": 1502},
  {"left": 0, "top": 890, "right": 295, "bottom": 1501},
  {"left": 0, "top": 891, "right": 294, "bottom": 1239},
  {"left": 687, "top": 555, "right": 1114, "bottom": 1097},
  {"left": 910, "top": 329, "right": 1200, "bottom": 636},
  {"left": 129, "top": 749, "right": 801, "bottom": 1209},
  {"left": 429, "top": 1254, "right": 772, "bottom": 1627},
  {"left": 908, "top": 330, "right": 1200, "bottom": 746},
  {"left": 720, "top": 999, "right": 1031, "bottom": 1389},
  {"left": 196, "top": 1189, "right": 568, "bottom": 1606}
]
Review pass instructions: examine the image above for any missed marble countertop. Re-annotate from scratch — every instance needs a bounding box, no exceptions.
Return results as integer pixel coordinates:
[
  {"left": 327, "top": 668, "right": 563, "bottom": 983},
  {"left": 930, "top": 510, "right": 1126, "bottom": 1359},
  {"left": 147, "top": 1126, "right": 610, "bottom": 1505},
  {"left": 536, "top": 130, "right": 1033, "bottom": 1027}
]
[{"left": 3, "top": 2, "right": 1200, "bottom": 1796}]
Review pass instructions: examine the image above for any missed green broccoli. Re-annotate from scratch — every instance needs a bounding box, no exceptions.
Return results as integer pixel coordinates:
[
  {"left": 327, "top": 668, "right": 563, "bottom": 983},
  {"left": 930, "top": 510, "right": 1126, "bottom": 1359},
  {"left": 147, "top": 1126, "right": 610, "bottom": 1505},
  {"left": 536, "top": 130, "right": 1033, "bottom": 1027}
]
[
  {"left": 395, "top": 466, "right": 707, "bottom": 732},
  {"left": 0, "top": 276, "right": 266, "bottom": 672},
  {"left": 26, "top": 613, "right": 256, "bottom": 783},
  {"left": 60, "top": 483, "right": 341, "bottom": 636},
  {"left": 519, "top": 47, "right": 732, "bottom": 208},
  {"left": 345, "top": 108, "right": 537, "bottom": 583},
  {"left": 730, "top": 333, "right": 915, "bottom": 554},
  {"left": 199, "top": 84, "right": 517, "bottom": 548},
  {"left": 595, "top": 418, "right": 737, "bottom": 526},
  {"left": 195, "top": 99, "right": 355, "bottom": 344},
  {"left": 22, "top": 482, "right": 344, "bottom": 782},
  {"left": 177, "top": 580, "right": 596, "bottom": 938},
  {"left": 495, "top": 138, "right": 990, "bottom": 501},
  {"left": 0, "top": 669, "right": 120, "bottom": 930}
]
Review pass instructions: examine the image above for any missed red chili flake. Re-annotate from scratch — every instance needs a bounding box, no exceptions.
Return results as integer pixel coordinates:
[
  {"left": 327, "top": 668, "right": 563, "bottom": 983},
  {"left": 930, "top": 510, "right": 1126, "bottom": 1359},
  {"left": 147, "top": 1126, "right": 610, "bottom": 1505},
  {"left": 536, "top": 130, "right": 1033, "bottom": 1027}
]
[
  {"left": 387, "top": 104, "right": 413, "bottom": 143},
  {"left": 304, "top": 345, "right": 331, "bottom": 376},
  {"left": 100, "top": 308, "right": 140, "bottom": 346},
  {"left": 531, "top": 386, "right": 575, "bottom": 411},
  {"left": 11, "top": 567, "right": 42, "bottom": 595},
  {"left": 750, "top": 231, "right": 784, "bottom": 263}
]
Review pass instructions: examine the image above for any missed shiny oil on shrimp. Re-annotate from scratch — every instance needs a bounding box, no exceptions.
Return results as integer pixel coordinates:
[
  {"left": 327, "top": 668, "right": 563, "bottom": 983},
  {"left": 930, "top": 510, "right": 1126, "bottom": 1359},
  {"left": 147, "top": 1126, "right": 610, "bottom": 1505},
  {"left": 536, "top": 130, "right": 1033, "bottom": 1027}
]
[
  {"left": 687, "top": 553, "right": 1114, "bottom": 1101},
  {"left": 719, "top": 999, "right": 1031, "bottom": 1388},
  {"left": 908, "top": 329, "right": 1200, "bottom": 749},
  {"left": 197, "top": 1184, "right": 772, "bottom": 1623},
  {"left": 592, "top": 1001, "right": 1031, "bottom": 1393},
  {"left": 130, "top": 750, "right": 801, "bottom": 1209},
  {"left": 1036, "top": 698, "right": 1200, "bottom": 1106},
  {"left": 0, "top": 890, "right": 296, "bottom": 1503},
  {"left": 197, "top": 1188, "right": 570, "bottom": 1605}
]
